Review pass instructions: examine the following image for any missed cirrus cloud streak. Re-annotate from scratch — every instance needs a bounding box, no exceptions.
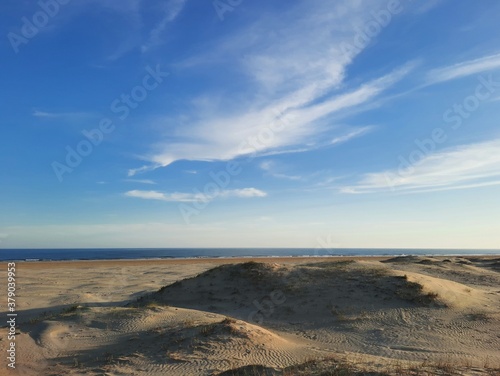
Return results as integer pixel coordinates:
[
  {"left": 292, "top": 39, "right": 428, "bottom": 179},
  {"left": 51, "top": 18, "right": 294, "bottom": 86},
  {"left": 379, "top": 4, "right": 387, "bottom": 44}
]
[
  {"left": 342, "top": 138, "right": 500, "bottom": 194},
  {"left": 125, "top": 188, "right": 267, "bottom": 203}
]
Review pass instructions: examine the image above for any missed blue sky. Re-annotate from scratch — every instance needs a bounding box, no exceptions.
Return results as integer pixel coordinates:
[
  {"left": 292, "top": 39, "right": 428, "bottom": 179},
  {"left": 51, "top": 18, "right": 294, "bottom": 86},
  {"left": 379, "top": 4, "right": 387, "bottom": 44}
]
[{"left": 1, "top": 0, "right": 500, "bottom": 249}]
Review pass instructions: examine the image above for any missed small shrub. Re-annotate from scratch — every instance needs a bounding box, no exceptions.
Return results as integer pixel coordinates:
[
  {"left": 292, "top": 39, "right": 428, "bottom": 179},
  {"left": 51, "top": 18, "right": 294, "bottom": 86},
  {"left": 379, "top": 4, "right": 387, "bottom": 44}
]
[
  {"left": 200, "top": 323, "right": 217, "bottom": 337},
  {"left": 221, "top": 317, "right": 237, "bottom": 325}
]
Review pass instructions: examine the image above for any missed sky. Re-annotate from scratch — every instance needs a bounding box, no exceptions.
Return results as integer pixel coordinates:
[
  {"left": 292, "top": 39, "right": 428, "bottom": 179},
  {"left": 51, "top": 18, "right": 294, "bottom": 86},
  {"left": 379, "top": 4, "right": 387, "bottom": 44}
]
[{"left": 1, "top": 0, "right": 500, "bottom": 249}]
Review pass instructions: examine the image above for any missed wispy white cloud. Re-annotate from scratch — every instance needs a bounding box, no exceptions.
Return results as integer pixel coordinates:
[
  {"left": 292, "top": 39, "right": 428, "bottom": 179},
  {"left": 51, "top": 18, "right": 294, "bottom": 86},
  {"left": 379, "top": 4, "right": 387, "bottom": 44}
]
[
  {"left": 125, "top": 190, "right": 207, "bottom": 202},
  {"left": 129, "top": 1, "right": 412, "bottom": 175},
  {"left": 330, "top": 126, "right": 375, "bottom": 146},
  {"left": 342, "top": 138, "right": 500, "bottom": 194},
  {"left": 127, "top": 165, "right": 153, "bottom": 177},
  {"left": 221, "top": 188, "right": 267, "bottom": 198},
  {"left": 129, "top": 65, "right": 412, "bottom": 176},
  {"left": 313, "top": 176, "right": 347, "bottom": 188},
  {"left": 33, "top": 110, "right": 94, "bottom": 120},
  {"left": 411, "top": 0, "right": 444, "bottom": 14},
  {"left": 164, "top": 0, "right": 187, "bottom": 21},
  {"left": 260, "top": 160, "right": 302, "bottom": 181},
  {"left": 141, "top": 0, "right": 187, "bottom": 52},
  {"left": 426, "top": 52, "right": 500, "bottom": 84},
  {"left": 66, "top": 0, "right": 187, "bottom": 60},
  {"left": 33, "top": 110, "right": 62, "bottom": 118},
  {"left": 125, "top": 187, "right": 266, "bottom": 202},
  {"left": 65, "top": 0, "right": 144, "bottom": 61},
  {"left": 124, "top": 179, "right": 157, "bottom": 184}
]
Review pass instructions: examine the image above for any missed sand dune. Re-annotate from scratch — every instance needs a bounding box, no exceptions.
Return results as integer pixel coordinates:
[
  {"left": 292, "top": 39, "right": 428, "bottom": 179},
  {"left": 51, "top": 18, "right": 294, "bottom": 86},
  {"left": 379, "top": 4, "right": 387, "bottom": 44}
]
[
  {"left": 1, "top": 256, "right": 499, "bottom": 375},
  {"left": 400, "top": 271, "right": 488, "bottom": 308}
]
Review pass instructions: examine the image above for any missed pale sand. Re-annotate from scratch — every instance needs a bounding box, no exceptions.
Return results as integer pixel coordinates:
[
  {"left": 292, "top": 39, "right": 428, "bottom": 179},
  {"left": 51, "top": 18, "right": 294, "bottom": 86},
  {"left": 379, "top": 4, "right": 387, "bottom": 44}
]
[{"left": 1, "top": 256, "right": 499, "bottom": 375}]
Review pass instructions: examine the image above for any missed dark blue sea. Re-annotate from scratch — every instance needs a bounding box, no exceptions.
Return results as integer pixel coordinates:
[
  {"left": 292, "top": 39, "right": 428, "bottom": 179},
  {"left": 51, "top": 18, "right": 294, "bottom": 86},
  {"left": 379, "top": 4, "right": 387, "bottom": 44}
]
[{"left": 0, "top": 248, "right": 498, "bottom": 262}]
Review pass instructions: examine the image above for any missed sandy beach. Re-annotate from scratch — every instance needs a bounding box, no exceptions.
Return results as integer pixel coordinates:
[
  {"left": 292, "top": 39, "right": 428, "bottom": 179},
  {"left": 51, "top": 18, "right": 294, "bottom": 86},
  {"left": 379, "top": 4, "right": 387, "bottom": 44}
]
[{"left": 1, "top": 255, "right": 499, "bottom": 375}]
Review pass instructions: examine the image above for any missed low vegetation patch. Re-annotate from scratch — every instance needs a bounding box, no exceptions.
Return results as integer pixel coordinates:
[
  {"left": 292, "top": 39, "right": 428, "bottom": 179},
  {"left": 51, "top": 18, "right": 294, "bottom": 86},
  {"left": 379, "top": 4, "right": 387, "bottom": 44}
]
[
  {"left": 396, "top": 280, "right": 441, "bottom": 306},
  {"left": 217, "top": 356, "right": 500, "bottom": 376}
]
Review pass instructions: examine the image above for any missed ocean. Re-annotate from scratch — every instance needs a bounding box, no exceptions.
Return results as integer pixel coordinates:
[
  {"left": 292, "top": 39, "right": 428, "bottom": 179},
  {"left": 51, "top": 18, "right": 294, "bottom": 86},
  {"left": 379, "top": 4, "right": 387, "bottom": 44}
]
[{"left": 0, "top": 248, "right": 498, "bottom": 262}]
